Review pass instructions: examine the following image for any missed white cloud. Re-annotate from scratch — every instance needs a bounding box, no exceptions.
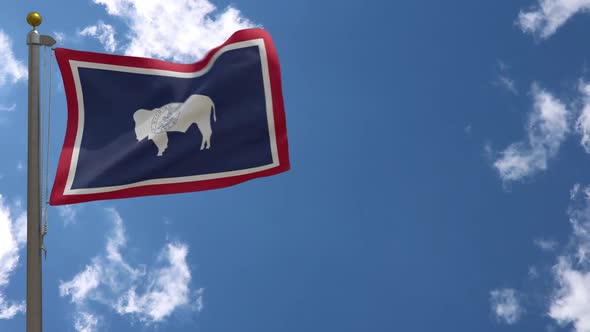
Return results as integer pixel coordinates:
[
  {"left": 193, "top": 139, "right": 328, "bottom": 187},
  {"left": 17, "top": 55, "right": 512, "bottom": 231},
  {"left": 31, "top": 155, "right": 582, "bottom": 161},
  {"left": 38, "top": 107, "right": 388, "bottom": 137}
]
[
  {"left": 57, "top": 205, "right": 78, "bottom": 225},
  {"left": 535, "top": 238, "right": 559, "bottom": 251},
  {"left": 493, "top": 84, "right": 569, "bottom": 182},
  {"left": 546, "top": 184, "right": 590, "bottom": 331},
  {"left": 488, "top": 186, "right": 590, "bottom": 330},
  {"left": 114, "top": 243, "right": 192, "bottom": 322},
  {"left": 497, "top": 75, "right": 518, "bottom": 95},
  {"left": 16, "top": 161, "right": 23, "bottom": 172},
  {"left": 495, "top": 61, "right": 518, "bottom": 94},
  {"left": 573, "top": 183, "right": 582, "bottom": 199},
  {"left": 518, "top": 0, "right": 590, "bottom": 39},
  {"left": 0, "top": 195, "right": 26, "bottom": 319},
  {"left": 490, "top": 288, "right": 523, "bottom": 324},
  {"left": 0, "top": 198, "right": 23, "bottom": 287},
  {"left": 464, "top": 124, "right": 472, "bottom": 134},
  {"left": 0, "top": 30, "right": 26, "bottom": 87},
  {"left": 60, "top": 208, "right": 201, "bottom": 328},
  {"left": 60, "top": 264, "right": 102, "bottom": 305},
  {"left": 60, "top": 209, "right": 141, "bottom": 306},
  {"left": 53, "top": 32, "right": 66, "bottom": 44},
  {"left": 194, "top": 288, "right": 204, "bottom": 312},
  {"left": 91, "top": 0, "right": 255, "bottom": 62},
  {"left": 74, "top": 311, "right": 98, "bottom": 332},
  {"left": 79, "top": 21, "right": 118, "bottom": 53},
  {"left": 575, "top": 83, "right": 590, "bottom": 153},
  {"left": 549, "top": 258, "right": 590, "bottom": 331},
  {"left": 0, "top": 104, "right": 15, "bottom": 112},
  {"left": 0, "top": 295, "right": 24, "bottom": 320},
  {"left": 568, "top": 191, "right": 590, "bottom": 265}
]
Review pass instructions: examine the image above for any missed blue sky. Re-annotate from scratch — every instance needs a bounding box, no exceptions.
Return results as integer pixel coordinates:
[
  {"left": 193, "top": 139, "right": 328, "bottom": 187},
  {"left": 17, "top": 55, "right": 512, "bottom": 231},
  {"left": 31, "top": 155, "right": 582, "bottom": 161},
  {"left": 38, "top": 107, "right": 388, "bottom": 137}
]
[{"left": 3, "top": 0, "right": 590, "bottom": 331}]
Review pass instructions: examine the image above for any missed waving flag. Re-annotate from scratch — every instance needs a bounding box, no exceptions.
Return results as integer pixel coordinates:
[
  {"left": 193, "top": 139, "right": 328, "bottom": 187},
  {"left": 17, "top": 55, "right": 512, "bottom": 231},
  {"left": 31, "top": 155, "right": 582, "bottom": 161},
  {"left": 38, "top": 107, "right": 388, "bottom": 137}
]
[{"left": 50, "top": 28, "right": 289, "bottom": 205}]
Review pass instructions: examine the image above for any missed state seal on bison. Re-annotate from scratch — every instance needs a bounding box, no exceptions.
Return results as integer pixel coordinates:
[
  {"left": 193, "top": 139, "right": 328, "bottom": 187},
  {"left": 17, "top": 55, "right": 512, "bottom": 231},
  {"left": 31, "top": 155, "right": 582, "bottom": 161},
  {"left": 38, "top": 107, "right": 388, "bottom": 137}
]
[{"left": 133, "top": 94, "right": 216, "bottom": 156}]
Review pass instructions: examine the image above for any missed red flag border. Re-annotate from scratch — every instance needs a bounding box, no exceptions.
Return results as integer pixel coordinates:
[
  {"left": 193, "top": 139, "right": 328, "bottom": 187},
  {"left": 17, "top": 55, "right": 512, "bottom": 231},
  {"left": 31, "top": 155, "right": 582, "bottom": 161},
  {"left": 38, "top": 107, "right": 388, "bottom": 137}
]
[{"left": 50, "top": 28, "right": 290, "bottom": 205}]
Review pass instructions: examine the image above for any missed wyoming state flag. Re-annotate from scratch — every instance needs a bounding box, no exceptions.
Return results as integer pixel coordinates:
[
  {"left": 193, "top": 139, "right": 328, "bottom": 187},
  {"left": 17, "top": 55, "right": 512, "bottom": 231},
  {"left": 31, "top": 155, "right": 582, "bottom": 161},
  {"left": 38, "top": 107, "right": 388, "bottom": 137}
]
[{"left": 50, "top": 29, "right": 290, "bottom": 205}]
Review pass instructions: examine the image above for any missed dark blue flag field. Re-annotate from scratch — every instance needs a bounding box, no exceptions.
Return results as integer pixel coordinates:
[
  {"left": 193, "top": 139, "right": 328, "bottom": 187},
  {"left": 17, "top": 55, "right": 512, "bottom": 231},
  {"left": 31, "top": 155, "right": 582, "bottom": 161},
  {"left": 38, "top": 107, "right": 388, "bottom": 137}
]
[{"left": 50, "top": 29, "right": 289, "bottom": 205}]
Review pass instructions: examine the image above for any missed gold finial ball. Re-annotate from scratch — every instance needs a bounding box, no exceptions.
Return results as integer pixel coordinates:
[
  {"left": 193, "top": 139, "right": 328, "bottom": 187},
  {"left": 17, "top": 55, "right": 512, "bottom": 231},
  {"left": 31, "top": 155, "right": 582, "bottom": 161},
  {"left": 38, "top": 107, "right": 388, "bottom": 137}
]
[{"left": 26, "top": 12, "right": 42, "bottom": 27}]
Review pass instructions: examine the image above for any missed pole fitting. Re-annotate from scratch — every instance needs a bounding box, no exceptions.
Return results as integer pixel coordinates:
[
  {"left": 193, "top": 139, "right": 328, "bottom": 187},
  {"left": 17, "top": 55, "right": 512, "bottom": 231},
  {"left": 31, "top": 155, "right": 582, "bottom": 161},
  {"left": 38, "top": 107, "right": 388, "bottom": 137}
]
[{"left": 26, "top": 12, "right": 42, "bottom": 29}]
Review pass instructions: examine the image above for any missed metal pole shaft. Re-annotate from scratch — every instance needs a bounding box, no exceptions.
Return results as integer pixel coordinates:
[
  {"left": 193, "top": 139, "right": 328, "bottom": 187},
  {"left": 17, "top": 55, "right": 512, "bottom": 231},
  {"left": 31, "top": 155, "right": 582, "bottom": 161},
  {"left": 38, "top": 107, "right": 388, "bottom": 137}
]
[
  {"left": 26, "top": 27, "right": 42, "bottom": 332},
  {"left": 25, "top": 13, "right": 55, "bottom": 329}
]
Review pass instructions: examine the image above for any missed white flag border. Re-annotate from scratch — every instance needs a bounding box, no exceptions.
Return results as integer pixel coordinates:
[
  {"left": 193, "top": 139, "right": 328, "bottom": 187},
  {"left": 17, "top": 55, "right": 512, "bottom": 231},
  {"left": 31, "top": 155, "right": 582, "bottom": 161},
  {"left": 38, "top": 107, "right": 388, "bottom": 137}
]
[{"left": 64, "top": 39, "right": 278, "bottom": 196}]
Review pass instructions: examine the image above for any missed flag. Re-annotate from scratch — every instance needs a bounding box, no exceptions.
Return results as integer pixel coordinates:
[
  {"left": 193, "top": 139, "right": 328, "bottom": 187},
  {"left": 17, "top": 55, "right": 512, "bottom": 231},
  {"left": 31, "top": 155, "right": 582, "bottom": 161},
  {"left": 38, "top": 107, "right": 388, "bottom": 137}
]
[{"left": 50, "top": 28, "right": 289, "bottom": 205}]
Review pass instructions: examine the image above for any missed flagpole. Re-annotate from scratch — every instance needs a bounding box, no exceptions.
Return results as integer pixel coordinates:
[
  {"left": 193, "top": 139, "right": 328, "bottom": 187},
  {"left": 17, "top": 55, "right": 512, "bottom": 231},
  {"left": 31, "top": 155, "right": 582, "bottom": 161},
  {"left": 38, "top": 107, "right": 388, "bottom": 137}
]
[{"left": 26, "top": 12, "right": 55, "bottom": 332}]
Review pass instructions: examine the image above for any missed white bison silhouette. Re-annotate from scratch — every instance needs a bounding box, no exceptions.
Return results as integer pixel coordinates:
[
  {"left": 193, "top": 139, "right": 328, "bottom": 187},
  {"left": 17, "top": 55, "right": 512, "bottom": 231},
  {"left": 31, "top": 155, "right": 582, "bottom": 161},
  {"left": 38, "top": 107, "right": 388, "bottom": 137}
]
[{"left": 133, "top": 94, "right": 216, "bottom": 156}]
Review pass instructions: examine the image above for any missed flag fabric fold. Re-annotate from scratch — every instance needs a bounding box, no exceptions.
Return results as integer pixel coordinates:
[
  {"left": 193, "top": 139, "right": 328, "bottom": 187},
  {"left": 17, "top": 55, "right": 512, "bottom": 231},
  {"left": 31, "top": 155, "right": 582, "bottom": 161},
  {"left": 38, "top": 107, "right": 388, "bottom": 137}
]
[{"left": 50, "top": 28, "right": 289, "bottom": 205}]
